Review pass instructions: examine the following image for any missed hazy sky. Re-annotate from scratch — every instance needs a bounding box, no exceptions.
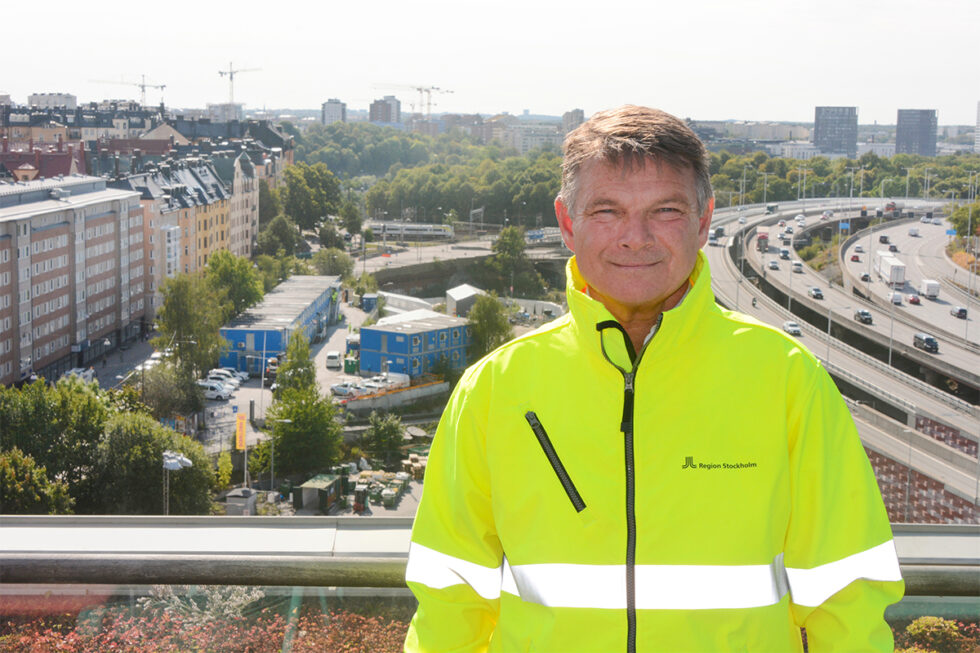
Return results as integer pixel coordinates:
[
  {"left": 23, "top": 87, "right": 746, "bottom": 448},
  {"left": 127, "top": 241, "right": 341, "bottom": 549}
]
[{"left": 5, "top": 0, "right": 978, "bottom": 125}]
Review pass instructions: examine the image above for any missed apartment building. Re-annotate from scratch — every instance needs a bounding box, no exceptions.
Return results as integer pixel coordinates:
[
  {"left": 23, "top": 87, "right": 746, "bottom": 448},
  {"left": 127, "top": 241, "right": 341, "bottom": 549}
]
[
  {"left": 0, "top": 176, "right": 147, "bottom": 385},
  {"left": 321, "top": 99, "right": 347, "bottom": 125},
  {"left": 896, "top": 109, "right": 938, "bottom": 157},
  {"left": 813, "top": 106, "right": 858, "bottom": 158},
  {"left": 210, "top": 150, "right": 258, "bottom": 259}
]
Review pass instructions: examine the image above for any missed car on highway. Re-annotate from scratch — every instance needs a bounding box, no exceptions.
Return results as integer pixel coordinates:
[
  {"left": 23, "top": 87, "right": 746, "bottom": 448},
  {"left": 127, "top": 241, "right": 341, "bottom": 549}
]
[
  {"left": 794, "top": 214, "right": 805, "bottom": 222},
  {"left": 708, "top": 234, "right": 719, "bottom": 246},
  {"left": 780, "top": 248, "right": 790, "bottom": 260},
  {"left": 807, "top": 287, "right": 824, "bottom": 299},
  {"left": 854, "top": 309, "right": 873, "bottom": 324},
  {"left": 931, "top": 217, "right": 942, "bottom": 225},
  {"left": 778, "top": 219, "right": 786, "bottom": 227},
  {"left": 782, "top": 321, "right": 802, "bottom": 336},
  {"left": 821, "top": 210, "right": 833, "bottom": 220},
  {"left": 950, "top": 306, "right": 968, "bottom": 319},
  {"left": 738, "top": 216, "right": 746, "bottom": 224},
  {"left": 888, "top": 244, "right": 898, "bottom": 252},
  {"left": 850, "top": 254, "right": 861, "bottom": 262},
  {"left": 784, "top": 225, "right": 794, "bottom": 234},
  {"left": 768, "top": 260, "right": 779, "bottom": 270},
  {"left": 920, "top": 216, "right": 931, "bottom": 223},
  {"left": 854, "top": 245, "right": 864, "bottom": 253},
  {"left": 792, "top": 261, "right": 803, "bottom": 273},
  {"left": 907, "top": 294, "right": 921, "bottom": 305},
  {"left": 913, "top": 333, "right": 939, "bottom": 353},
  {"left": 889, "top": 292, "right": 903, "bottom": 305},
  {"left": 860, "top": 272, "right": 871, "bottom": 282}
]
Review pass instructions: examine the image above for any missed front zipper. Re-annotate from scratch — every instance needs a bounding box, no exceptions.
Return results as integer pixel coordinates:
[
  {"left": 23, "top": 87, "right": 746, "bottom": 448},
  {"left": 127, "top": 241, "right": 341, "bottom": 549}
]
[
  {"left": 596, "top": 319, "right": 656, "bottom": 653},
  {"left": 525, "top": 411, "right": 587, "bottom": 513}
]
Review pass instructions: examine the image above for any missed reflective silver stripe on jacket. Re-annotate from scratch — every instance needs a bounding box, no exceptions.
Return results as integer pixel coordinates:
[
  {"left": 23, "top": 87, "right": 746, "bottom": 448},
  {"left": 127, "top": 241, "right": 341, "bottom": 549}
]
[
  {"left": 785, "top": 540, "right": 902, "bottom": 607},
  {"left": 407, "top": 540, "right": 901, "bottom": 609}
]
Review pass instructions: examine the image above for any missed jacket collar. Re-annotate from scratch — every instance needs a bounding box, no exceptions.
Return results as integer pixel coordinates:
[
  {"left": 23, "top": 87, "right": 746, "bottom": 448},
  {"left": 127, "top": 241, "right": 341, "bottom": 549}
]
[{"left": 564, "top": 251, "right": 717, "bottom": 368}]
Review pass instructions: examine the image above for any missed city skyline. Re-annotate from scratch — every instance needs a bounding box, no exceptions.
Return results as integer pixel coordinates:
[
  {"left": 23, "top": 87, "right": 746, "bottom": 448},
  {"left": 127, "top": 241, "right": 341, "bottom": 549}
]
[{"left": 3, "top": 0, "right": 977, "bottom": 125}]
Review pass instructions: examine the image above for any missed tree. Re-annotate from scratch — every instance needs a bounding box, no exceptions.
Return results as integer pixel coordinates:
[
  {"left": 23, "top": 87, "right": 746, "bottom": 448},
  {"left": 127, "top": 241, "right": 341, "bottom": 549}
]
[
  {"left": 362, "top": 411, "right": 405, "bottom": 469},
  {"left": 85, "top": 412, "right": 214, "bottom": 515},
  {"left": 948, "top": 201, "right": 980, "bottom": 239},
  {"left": 254, "top": 254, "right": 291, "bottom": 292},
  {"left": 266, "top": 387, "right": 342, "bottom": 478},
  {"left": 467, "top": 293, "right": 514, "bottom": 361},
  {"left": 273, "top": 332, "right": 318, "bottom": 400},
  {"left": 258, "top": 179, "right": 280, "bottom": 226},
  {"left": 282, "top": 163, "right": 342, "bottom": 230},
  {"left": 340, "top": 199, "right": 362, "bottom": 236},
  {"left": 142, "top": 362, "right": 204, "bottom": 420},
  {"left": 313, "top": 247, "right": 354, "bottom": 278},
  {"left": 257, "top": 214, "right": 300, "bottom": 256},
  {"left": 318, "top": 223, "right": 345, "bottom": 250},
  {"left": 153, "top": 274, "right": 226, "bottom": 378},
  {"left": 204, "top": 250, "right": 263, "bottom": 319},
  {"left": 0, "top": 377, "right": 109, "bottom": 504},
  {"left": 0, "top": 447, "right": 73, "bottom": 514}
]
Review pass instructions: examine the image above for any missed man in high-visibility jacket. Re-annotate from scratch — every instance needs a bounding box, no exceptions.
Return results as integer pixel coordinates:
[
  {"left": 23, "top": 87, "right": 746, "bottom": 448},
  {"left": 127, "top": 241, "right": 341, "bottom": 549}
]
[{"left": 405, "top": 106, "right": 904, "bottom": 652}]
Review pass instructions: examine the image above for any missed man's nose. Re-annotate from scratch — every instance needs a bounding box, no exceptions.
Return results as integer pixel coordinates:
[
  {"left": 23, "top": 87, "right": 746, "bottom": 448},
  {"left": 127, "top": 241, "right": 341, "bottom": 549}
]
[{"left": 617, "top": 213, "right": 654, "bottom": 248}]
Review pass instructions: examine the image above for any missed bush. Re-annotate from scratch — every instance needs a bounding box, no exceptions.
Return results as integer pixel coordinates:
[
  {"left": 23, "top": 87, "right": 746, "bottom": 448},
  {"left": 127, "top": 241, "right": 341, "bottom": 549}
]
[{"left": 904, "top": 616, "right": 963, "bottom": 653}]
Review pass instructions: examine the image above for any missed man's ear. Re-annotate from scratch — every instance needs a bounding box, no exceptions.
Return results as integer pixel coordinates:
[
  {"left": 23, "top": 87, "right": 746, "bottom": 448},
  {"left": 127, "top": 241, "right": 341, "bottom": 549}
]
[
  {"left": 696, "top": 196, "right": 715, "bottom": 248},
  {"left": 555, "top": 196, "right": 576, "bottom": 252}
]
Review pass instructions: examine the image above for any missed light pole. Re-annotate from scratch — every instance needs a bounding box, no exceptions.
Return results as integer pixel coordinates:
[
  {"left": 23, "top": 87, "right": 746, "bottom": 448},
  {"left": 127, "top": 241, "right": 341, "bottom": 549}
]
[
  {"left": 762, "top": 171, "right": 773, "bottom": 206},
  {"left": 266, "top": 418, "right": 291, "bottom": 493},
  {"left": 163, "top": 450, "right": 193, "bottom": 515},
  {"left": 922, "top": 168, "right": 932, "bottom": 199}
]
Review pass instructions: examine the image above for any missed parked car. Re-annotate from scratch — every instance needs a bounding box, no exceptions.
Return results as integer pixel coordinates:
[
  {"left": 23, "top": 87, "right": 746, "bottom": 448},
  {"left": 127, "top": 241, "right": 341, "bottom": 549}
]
[
  {"left": 854, "top": 309, "right": 873, "bottom": 324},
  {"left": 854, "top": 245, "right": 864, "bottom": 253},
  {"left": 907, "top": 294, "right": 921, "bottom": 305},
  {"left": 850, "top": 254, "right": 860, "bottom": 262},
  {"left": 330, "top": 381, "right": 361, "bottom": 397},
  {"left": 768, "top": 260, "right": 779, "bottom": 270},
  {"left": 219, "top": 367, "right": 249, "bottom": 382},
  {"left": 197, "top": 380, "right": 231, "bottom": 400},
  {"left": 207, "top": 369, "right": 240, "bottom": 388},
  {"left": 62, "top": 367, "right": 97, "bottom": 383},
  {"left": 808, "top": 287, "right": 824, "bottom": 299},
  {"left": 325, "top": 350, "right": 342, "bottom": 370},
  {"left": 913, "top": 333, "right": 939, "bottom": 353},
  {"left": 782, "top": 321, "right": 802, "bottom": 336},
  {"left": 950, "top": 306, "right": 968, "bottom": 319}
]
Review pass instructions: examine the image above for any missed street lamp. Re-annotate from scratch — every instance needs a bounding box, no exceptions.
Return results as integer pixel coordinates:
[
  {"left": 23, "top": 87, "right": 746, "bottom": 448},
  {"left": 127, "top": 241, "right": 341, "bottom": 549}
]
[
  {"left": 266, "top": 418, "right": 292, "bottom": 493},
  {"left": 162, "top": 449, "right": 193, "bottom": 515}
]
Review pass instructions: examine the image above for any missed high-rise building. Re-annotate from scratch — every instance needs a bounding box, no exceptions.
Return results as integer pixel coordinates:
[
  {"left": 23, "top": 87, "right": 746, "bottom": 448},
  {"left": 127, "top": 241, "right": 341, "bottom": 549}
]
[
  {"left": 27, "top": 93, "right": 77, "bottom": 110},
  {"left": 896, "top": 109, "right": 937, "bottom": 157},
  {"left": 562, "top": 109, "right": 585, "bottom": 135},
  {"left": 813, "top": 106, "right": 857, "bottom": 157},
  {"left": 321, "top": 99, "right": 347, "bottom": 125},
  {"left": 0, "top": 176, "right": 147, "bottom": 385},
  {"left": 974, "top": 101, "right": 979, "bottom": 153},
  {"left": 369, "top": 96, "right": 401, "bottom": 124}
]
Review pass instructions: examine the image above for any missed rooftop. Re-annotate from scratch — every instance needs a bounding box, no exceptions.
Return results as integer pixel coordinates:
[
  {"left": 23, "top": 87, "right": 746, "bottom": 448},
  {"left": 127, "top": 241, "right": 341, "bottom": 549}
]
[
  {"left": 223, "top": 276, "right": 340, "bottom": 332},
  {"left": 372, "top": 309, "right": 468, "bottom": 334}
]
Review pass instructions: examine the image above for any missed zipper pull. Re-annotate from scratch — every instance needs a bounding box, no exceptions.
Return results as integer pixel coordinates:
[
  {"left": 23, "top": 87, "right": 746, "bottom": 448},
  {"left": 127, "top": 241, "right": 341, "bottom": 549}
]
[{"left": 621, "top": 372, "right": 635, "bottom": 434}]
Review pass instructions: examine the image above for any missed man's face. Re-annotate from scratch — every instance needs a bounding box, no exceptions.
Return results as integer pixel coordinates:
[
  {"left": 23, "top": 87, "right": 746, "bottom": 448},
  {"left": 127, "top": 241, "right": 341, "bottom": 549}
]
[{"left": 555, "top": 158, "right": 713, "bottom": 318}]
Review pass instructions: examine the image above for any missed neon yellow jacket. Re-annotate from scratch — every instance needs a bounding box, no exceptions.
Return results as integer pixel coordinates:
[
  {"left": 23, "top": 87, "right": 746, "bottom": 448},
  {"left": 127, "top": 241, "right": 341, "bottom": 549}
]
[{"left": 405, "top": 252, "right": 903, "bottom": 653}]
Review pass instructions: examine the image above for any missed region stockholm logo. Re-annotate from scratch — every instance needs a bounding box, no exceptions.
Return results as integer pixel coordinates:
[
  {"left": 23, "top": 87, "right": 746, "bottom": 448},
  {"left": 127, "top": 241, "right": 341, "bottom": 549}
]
[{"left": 682, "top": 455, "right": 758, "bottom": 470}]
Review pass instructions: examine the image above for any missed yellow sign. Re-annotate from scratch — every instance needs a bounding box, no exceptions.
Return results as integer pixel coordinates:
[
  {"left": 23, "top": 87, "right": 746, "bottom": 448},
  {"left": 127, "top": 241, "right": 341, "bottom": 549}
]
[{"left": 236, "top": 414, "right": 247, "bottom": 450}]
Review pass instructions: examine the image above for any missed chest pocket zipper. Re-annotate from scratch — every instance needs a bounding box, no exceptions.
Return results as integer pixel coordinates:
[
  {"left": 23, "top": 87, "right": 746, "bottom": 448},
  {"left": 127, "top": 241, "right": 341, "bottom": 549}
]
[{"left": 525, "top": 411, "right": 587, "bottom": 513}]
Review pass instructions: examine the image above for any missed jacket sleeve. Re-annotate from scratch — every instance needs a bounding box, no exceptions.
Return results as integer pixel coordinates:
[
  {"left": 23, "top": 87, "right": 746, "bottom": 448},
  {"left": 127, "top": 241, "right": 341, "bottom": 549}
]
[
  {"left": 783, "top": 360, "right": 905, "bottom": 652},
  {"left": 404, "top": 366, "right": 502, "bottom": 653}
]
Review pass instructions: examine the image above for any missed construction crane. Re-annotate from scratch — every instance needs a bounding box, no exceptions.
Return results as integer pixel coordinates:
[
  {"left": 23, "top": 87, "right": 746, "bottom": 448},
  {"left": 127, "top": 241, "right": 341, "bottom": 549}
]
[
  {"left": 89, "top": 74, "right": 166, "bottom": 107},
  {"left": 374, "top": 84, "right": 453, "bottom": 121},
  {"left": 218, "top": 62, "right": 260, "bottom": 104}
]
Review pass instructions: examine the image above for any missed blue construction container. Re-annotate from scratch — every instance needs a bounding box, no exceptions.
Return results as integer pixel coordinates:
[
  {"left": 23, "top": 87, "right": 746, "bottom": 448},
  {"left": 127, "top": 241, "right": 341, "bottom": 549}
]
[{"left": 359, "top": 310, "right": 471, "bottom": 378}]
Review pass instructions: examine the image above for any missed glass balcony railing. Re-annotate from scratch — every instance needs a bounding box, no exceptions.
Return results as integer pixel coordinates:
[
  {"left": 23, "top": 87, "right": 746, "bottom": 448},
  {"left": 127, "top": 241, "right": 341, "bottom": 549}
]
[{"left": 1, "top": 517, "right": 977, "bottom": 652}]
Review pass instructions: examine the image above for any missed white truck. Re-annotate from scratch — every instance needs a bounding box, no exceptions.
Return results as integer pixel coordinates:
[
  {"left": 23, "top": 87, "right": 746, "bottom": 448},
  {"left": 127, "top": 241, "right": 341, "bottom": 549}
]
[
  {"left": 874, "top": 253, "right": 906, "bottom": 287},
  {"left": 919, "top": 279, "right": 940, "bottom": 299}
]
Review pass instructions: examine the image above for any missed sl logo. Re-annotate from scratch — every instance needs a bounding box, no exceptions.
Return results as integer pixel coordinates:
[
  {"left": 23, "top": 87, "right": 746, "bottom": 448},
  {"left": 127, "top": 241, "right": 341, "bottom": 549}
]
[{"left": 681, "top": 456, "right": 696, "bottom": 470}]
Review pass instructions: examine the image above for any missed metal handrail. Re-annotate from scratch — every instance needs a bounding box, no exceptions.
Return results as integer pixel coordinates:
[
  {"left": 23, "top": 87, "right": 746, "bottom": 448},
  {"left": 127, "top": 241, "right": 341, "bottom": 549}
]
[{"left": 0, "top": 553, "right": 972, "bottom": 597}]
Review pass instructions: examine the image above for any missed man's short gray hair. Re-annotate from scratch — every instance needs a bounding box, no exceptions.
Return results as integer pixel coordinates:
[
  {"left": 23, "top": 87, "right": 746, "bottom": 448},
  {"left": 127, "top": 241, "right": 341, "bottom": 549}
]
[{"left": 559, "top": 105, "right": 713, "bottom": 217}]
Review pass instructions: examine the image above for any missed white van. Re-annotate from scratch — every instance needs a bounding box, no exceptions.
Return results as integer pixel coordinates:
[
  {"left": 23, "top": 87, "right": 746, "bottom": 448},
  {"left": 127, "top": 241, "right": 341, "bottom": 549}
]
[
  {"left": 791, "top": 261, "right": 803, "bottom": 273},
  {"left": 325, "top": 350, "right": 342, "bottom": 370}
]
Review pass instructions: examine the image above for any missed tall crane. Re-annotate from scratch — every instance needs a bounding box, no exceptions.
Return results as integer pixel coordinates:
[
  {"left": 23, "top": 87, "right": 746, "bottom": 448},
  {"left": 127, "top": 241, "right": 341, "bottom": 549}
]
[
  {"left": 89, "top": 74, "right": 166, "bottom": 107},
  {"left": 374, "top": 84, "right": 453, "bottom": 121},
  {"left": 218, "top": 62, "right": 260, "bottom": 104}
]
